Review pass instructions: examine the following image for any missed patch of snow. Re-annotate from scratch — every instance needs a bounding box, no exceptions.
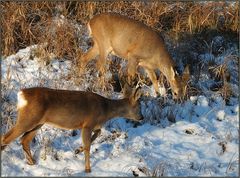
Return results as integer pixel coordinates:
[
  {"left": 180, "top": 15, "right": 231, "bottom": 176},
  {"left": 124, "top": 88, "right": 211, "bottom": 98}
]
[{"left": 1, "top": 45, "right": 239, "bottom": 177}]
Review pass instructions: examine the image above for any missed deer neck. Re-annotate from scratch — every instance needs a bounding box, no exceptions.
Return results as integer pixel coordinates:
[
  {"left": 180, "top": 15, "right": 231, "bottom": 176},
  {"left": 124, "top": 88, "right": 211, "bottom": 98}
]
[
  {"left": 159, "top": 56, "right": 176, "bottom": 83},
  {"left": 105, "top": 98, "right": 131, "bottom": 120}
]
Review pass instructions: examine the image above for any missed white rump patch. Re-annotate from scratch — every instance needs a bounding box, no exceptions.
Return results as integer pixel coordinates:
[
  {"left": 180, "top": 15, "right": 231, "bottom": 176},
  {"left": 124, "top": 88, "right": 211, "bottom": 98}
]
[
  {"left": 17, "top": 91, "right": 28, "bottom": 109},
  {"left": 87, "top": 23, "right": 92, "bottom": 36}
]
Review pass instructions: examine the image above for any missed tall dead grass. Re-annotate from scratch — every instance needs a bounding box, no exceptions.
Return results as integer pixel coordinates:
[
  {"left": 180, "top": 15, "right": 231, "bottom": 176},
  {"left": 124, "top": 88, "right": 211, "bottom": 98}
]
[{"left": 1, "top": 1, "right": 238, "bottom": 57}]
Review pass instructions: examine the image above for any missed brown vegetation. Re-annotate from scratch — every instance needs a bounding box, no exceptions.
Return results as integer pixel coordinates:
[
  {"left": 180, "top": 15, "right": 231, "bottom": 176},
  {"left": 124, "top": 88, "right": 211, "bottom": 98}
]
[
  {"left": 1, "top": 1, "right": 238, "bottom": 57},
  {"left": 1, "top": 1, "right": 238, "bottom": 100}
]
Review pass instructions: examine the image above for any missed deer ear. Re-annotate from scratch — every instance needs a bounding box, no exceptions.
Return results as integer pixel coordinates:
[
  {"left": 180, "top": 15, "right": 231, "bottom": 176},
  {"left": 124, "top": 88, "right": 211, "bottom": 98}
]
[
  {"left": 182, "top": 65, "right": 190, "bottom": 82},
  {"left": 122, "top": 83, "right": 132, "bottom": 98},
  {"left": 130, "top": 87, "right": 142, "bottom": 105},
  {"left": 170, "top": 67, "right": 176, "bottom": 80}
]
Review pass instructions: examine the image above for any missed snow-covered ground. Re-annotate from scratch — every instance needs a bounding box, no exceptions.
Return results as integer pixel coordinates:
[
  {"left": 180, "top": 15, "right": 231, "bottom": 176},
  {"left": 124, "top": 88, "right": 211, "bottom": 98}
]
[{"left": 1, "top": 46, "right": 239, "bottom": 176}]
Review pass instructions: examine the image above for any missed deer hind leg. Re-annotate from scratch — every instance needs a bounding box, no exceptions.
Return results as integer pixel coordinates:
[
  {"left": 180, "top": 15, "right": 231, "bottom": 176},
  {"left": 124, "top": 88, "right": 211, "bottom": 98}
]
[
  {"left": 92, "top": 27, "right": 111, "bottom": 75},
  {"left": 1, "top": 115, "right": 36, "bottom": 149},
  {"left": 21, "top": 124, "right": 43, "bottom": 165},
  {"left": 1, "top": 126, "right": 26, "bottom": 150},
  {"left": 81, "top": 43, "right": 99, "bottom": 70},
  {"left": 1, "top": 110, "right": 44, "bottom": 150},
  {"left": 96, "top": 45, "right": 109, "bottom": 76}
]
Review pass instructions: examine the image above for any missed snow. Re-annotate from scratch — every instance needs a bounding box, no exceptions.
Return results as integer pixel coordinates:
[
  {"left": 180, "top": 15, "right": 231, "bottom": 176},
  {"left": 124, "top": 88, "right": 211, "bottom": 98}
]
[{"left": 1, "top": 46, "right": 239, "bottom": 177}]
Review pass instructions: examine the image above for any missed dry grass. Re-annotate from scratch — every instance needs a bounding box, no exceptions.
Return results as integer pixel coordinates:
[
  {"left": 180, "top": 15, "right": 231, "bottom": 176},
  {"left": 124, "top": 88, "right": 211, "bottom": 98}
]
[
  {"left": 209, "top": 53, "right": 238, "bottom": 101},
  {"left": 1, "top": 1, "right": 238, "bottom": 57},
  {"left": 1, "top": 1, "right": 238, "bottom": 100},
  {"left": 138, "top": 162, "right": 168, "bottom": 177}
]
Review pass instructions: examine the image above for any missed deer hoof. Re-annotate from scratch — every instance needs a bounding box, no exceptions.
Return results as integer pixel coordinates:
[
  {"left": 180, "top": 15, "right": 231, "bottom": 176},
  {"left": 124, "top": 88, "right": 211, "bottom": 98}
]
[
  {"left": 1, "top": 145, "right": 7, "bottom": 151},
  {"left": 27, "top": 159, "right": 36, "bottom": 165},
  {"left": 75, "top": 146, "right": 84, "bottom": 154},
  {"left": 85, "top": 168, "right": 91, "bottom": 173},
  {"left": 75, "top": 149, "right": 80, "bottom": 154}
]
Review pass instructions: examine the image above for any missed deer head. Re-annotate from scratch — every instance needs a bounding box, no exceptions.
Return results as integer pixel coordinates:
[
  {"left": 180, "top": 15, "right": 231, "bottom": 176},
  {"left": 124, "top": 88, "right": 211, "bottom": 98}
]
[{"left": 169, "top": 65, "right": 190, "bottom": 100}]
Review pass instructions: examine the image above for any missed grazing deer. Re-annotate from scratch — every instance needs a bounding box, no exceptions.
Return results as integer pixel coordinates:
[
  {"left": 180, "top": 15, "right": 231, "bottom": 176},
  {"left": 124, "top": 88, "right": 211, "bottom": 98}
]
[
  {"left": 81, "top": 12, "right": 190, "bottom": 99},
  {"left": 1, "top": 85, "right": 142, "bottom": 173}
]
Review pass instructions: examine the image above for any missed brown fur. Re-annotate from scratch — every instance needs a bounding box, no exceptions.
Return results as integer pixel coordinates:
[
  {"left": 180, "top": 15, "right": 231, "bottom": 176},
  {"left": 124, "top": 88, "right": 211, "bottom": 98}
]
[
  {"left": 1, "top": 86, "right": 142, "bottom": 173},
  {"left": 81, "top": 12, "right": 190, "bottom": 99}
]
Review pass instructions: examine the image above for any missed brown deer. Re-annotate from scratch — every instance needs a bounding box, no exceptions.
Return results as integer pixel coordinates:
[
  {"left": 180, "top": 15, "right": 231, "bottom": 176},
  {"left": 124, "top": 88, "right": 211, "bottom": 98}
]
[
  {"left": 1, "top": 85, "right": 142, "bottom": 173},
  {"left": 81, "top": 12, "right": 190, "bottom": 99}
]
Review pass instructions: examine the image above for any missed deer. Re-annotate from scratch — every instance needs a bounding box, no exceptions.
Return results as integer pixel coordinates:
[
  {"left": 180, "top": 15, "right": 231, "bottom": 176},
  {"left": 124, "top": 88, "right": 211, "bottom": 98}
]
[
  {"left": 81, "top": 12, "right": 190, "bottom": 99},
  {"left": 1, "top": 85, "right": 143, "bottom": 173}
]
